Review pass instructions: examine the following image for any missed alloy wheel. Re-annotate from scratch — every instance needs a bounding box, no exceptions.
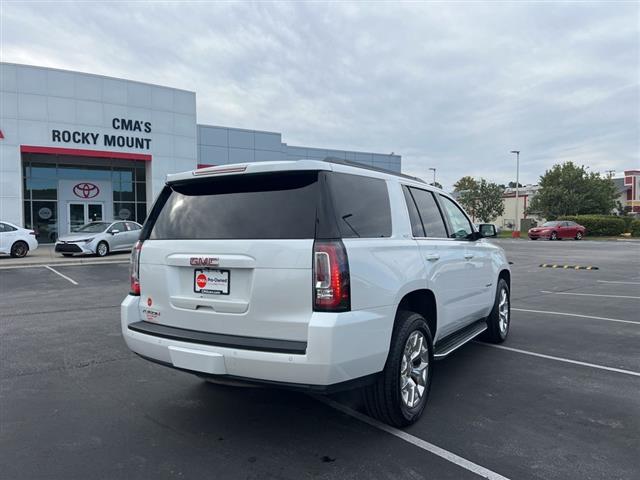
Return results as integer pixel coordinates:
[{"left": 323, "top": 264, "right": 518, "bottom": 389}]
[
  {"left": 97, "top": 243, "right": 107, "bottom": 256},
  {"left": 400, "top": 330, "right": 430, "bottom": 408},
  {"left": 498, "top": 288, "right": 509, "bottom": 335},
  {"left": 12, "top": 243, "right": 27, "bottom": 258}
]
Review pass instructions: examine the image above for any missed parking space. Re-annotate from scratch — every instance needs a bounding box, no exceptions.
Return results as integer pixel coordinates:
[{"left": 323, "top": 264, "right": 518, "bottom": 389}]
[{"left": 1, "top": 240, "right": 639, "bottom": 479}]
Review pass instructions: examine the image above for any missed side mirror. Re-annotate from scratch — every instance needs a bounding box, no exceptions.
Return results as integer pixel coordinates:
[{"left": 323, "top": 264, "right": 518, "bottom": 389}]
[
  {"left": 110, "top": 229, "right": 120, "bottom": 235},
  {"left": 479, "top": 224, "right": 497, "bottom": 238}
]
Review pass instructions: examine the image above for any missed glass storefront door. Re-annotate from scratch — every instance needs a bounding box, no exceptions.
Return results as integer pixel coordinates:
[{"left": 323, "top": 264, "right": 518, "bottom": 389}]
[
  {"left": 68, "top": 203, "right": 85, "bottom": 232},
  {"left": 88, "top": 204, "right": 104, "bottom": 222},
  {"left": 67, "top": 203, "right": 104, "bottom": 232}
]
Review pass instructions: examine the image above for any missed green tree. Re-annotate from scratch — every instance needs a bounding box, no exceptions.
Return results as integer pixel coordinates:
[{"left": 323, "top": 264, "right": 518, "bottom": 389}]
[
  {"left": 453, "top": 176, "right": 478, "bottom": 193},
  {"left": 475, "top": 179, "right": 505, "bottom": 222},
  {"left": 453, "top": 176, "right": 504, "bottom": 222},
  {"left": 527, "top": 162, "right": 618, "bottom": 219}
]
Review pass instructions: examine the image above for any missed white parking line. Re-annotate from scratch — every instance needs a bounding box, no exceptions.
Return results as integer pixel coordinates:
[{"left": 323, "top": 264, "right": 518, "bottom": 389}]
[
  {"left": 512, "top": 308, "right": 640, "bottom": 326},
  {"left": 314, "top": 396, "right": 511, "bottom": 480},
  {"left": 540, "top": 290, "right": 640, "bottom": 300},
  {"left": 0, "top": 260, "right": 128, "bottom": 270},
  {"left": 44, "top": 265, "right": 79, "bottom": 285},
  {"left": 478, "top": 344, "right": 640, "bottom": 377},
  {"left": 597, "top": 280, "right": 640, "bottom": 285}
]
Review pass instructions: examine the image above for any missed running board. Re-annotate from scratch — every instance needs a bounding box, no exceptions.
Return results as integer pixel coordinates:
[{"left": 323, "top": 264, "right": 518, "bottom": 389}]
[{"left": 434, "top": 320, "right": 487, "bottom": 359}]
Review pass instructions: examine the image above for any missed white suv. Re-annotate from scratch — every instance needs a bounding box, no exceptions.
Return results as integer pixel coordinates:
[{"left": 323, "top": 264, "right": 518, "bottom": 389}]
[{"left": 121, "top": 159, "right": 511, "bottom": 426}]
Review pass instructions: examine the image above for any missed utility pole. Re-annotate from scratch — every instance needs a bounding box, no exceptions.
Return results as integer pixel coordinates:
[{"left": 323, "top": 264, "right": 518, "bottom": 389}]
[
  {"left": 510, "top": 151, "right": 520, "bottom": 238},
  {"left": 428, "top": 167, "right": 437, "bottom": 185}
]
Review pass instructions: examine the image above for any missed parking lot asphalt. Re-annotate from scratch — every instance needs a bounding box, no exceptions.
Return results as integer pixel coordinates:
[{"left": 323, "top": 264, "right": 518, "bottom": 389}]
[{"left": 1, "top": 239, "right": 639, "bottom": 480}]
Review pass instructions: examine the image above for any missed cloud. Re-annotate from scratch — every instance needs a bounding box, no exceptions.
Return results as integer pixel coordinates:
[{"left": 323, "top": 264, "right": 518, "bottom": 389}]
[{"left": 1, "top": 1, "right": 637, "bottom": 189}]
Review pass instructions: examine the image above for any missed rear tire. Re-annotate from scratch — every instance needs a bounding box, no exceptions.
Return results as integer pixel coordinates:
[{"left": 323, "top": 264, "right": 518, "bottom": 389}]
[
  {"left": 363, "top": 311, "right": 433, "bottom": 427},
  {"left": 550, "top": 231, "right": 558, "bottom": 240},
  {"left": 481, "top": 278, "right": 510, "bottom": 343},
  {"left": 10, "top": 241, "right": 29, "bottom": 258},
  {"left": 96, "top": 241, "right": 109, "bottom": 257},
  {"left": 575, "top": 232, "right": 583, "bottom": 240}
]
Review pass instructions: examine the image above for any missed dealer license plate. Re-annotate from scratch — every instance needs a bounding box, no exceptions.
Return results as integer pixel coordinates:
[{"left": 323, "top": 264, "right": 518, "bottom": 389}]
[{"left": 194, "top": 269, "right": 230, "bottom": 295}]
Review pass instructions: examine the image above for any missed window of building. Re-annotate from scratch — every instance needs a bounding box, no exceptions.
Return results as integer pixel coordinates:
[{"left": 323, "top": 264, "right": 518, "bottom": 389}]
[{"left": 22, "top": 155, "right": 148, "bottom": 243}]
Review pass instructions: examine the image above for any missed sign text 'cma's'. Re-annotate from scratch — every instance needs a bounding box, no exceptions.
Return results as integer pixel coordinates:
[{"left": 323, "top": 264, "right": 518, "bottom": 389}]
[{"left": 51, "top": 118, "right": 152, "bottom": 150}]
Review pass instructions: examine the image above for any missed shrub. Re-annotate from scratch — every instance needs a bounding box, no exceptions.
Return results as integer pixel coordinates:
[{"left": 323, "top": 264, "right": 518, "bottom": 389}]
[
  {"left": 630, "top": 219, "right": 640, "bottom": 237},
  {"left": 622, "top": 216, "right": 634, "bottom": 233},
  {"left": 558, "top": 215, "right": 626, "bottom": 236}
]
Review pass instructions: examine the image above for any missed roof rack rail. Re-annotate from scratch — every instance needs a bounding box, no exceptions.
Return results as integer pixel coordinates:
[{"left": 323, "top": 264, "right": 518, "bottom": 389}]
[{"left": 321, "top": 157, "right": 426, "bottom": 184}]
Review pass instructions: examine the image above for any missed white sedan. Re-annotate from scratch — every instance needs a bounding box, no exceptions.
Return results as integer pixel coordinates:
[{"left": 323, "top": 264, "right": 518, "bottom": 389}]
[
  {"left": 54, "top": 221, "right": 142, "bottom": 257},
  {"left": 0, "top": 221, "right": 39, "bottom": 258}
]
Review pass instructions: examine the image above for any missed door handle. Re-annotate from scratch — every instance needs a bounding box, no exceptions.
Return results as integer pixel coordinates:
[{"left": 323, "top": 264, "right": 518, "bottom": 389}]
[
  {"left": 425, "top": 253, "right": 440, "bottom": 262},
  {"left": 464, "top": 253, "right": 474, "bottom": 260}
]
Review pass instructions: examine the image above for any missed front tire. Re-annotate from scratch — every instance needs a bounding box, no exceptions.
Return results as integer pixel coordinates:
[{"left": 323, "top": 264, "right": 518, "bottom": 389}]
[
  {"left": 481, "top": 278, "right": 510, "bottom": 343},
  {"left": 363, "top": 311, "right": 434, "bottom": 427},
  {"left": 10, "top": 241, "right": 29, "bottom": 258},
  {"left": 96, "top": 241, "right": 109, "bottom": 257}
]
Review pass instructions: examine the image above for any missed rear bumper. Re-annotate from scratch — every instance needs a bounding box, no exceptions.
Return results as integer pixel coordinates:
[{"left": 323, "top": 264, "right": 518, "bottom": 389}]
[{"left": 121, "top": 295, "right": 393, "bottom": 388}]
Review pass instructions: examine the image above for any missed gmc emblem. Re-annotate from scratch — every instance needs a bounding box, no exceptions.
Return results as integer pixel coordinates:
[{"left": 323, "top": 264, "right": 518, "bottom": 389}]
[{"left": 190, "top": 257, "right": 219, "bottom": 266}]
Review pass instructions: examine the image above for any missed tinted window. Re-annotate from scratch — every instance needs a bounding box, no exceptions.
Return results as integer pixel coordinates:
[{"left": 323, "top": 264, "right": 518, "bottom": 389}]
[
  {"left": 149, "top": 172, "right": 319, "bottom": 240},
  {"left": 110, "top": 222, "right": 127, "bottom": 233},
  {"left": 327, "top": 173, "right": 391, "bottom": 238},
  {"left": 0, "top": 223, "right": 7, "bottom": 232},
  {"left": 439, "top": 195, "right": 473, "bottom": 239},
  {"left": 402, "top": 187, "right": 425, "bottom": 237},
  {"left": 126, "top": 222, "right": 141, "bottom": 231},
  {"left": 408, "top": 188, "right": 448, "bottom": 238}
]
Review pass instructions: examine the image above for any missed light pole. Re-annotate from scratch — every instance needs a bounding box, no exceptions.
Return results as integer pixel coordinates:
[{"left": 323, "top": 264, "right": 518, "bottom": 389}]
[
  {"left": 428, "top": 167, "right": 437, "bottom": 185},
  {"left": 510, "top": 151, "right": 520, "bottom": 237}
]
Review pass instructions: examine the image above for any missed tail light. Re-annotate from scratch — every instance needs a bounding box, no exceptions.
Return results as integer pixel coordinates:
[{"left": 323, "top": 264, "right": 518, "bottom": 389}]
[
  {"left": 313, "top": 240, "right": 350, "bottom": 312},
  {"left": 130, "top": 240, "right": 143, "bottom": 295},
  {"left": 29, "top": 231, "right": 36, "bottom": 236}
]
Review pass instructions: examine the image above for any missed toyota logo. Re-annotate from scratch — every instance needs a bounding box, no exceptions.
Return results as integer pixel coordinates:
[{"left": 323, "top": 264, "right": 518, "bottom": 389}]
[{"left": 73, "top": 182, "right": 100, "bottom": 199}]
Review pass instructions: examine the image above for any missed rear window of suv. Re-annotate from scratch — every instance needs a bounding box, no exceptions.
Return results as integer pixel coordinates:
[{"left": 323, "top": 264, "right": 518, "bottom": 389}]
[
  {"left": 326, "top": 173, "right": 392, "bottom": 238},
  {"left": 148, "top": 172, "right": 319, "bottom": 240}
]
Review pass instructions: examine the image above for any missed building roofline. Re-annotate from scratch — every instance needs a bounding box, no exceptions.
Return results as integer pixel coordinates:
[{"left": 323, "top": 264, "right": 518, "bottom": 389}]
[
  {"left": 1, "top": 62, "right": 195, "bottom": 94},
  {"left": 197, "top": 123, "right": 282, "bottom": 136}
]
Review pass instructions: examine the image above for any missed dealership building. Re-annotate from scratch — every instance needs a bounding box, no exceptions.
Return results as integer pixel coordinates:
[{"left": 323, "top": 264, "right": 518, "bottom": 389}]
[{"left": 0, "top": 63, "right": 401, "bottom": 242}]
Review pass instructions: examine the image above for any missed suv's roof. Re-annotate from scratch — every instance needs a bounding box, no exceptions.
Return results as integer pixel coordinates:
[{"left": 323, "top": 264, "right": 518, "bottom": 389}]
[{"left": 166, "top": 158, "right": 442, "bottom": 193}]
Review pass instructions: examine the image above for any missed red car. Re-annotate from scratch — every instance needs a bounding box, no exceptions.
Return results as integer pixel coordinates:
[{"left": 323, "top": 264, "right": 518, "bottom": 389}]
[{"left": 528, "top": 221, "right": 586, "bottom": 240}]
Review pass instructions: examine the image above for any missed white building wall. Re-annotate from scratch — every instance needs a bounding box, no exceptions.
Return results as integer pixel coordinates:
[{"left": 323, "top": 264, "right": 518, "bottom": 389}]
[{"left": 0, "top": 63, "right": 197, "bottom": 226}]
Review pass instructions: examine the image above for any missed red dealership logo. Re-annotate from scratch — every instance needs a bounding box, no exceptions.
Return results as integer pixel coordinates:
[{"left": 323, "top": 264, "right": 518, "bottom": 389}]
[{"left": 73, "top": 182, "right": 100, "bottom": 199}]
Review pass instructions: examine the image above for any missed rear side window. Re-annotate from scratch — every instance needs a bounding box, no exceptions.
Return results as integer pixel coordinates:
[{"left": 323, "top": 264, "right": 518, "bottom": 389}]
[
  {"left": 406, "top": 187, "right": 448, "bottom": 238},
  {"left": 148, "top": 172, "right": 319, "bottom": 240},
  {"left": 327, "top": 173, "right": 391, "bottom": 238},
  {"left": 402, "top": 187, "right": 425, "bottom": 237}
]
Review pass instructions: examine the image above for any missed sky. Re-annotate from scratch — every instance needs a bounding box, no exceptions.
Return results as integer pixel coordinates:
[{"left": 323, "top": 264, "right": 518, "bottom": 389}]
[{"left": 1, "top": 1, "right": 638, "bottom": 189}]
